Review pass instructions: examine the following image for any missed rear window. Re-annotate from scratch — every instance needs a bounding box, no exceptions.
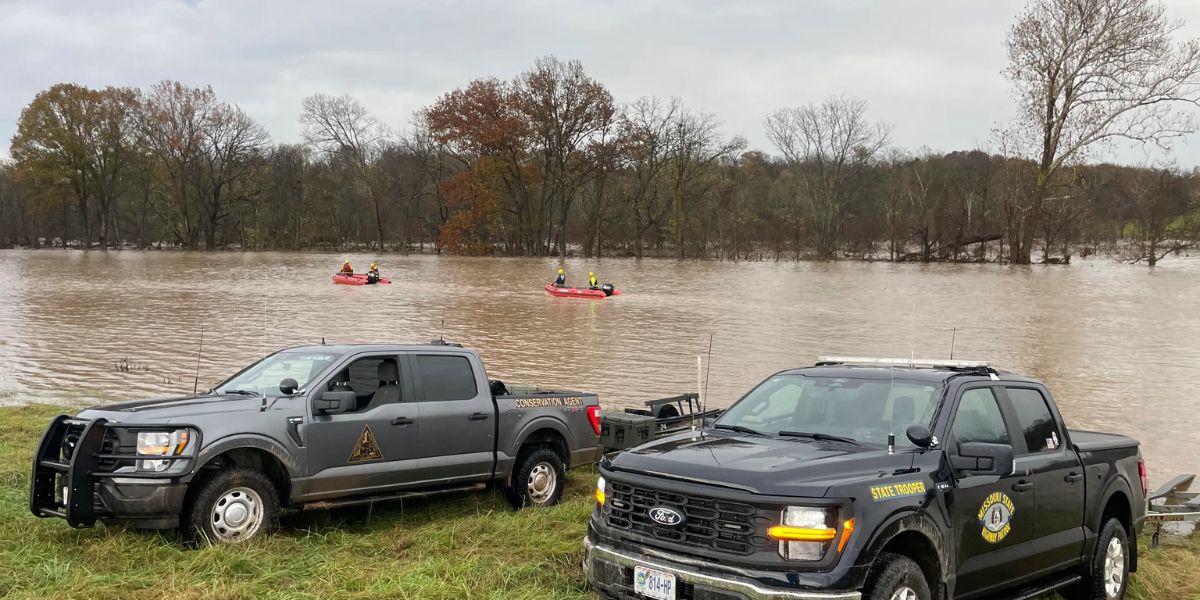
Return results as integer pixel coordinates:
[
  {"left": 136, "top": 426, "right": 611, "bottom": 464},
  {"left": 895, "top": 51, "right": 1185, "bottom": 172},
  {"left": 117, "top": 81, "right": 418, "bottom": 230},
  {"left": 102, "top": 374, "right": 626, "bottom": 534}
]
[
  {"left": 1007, "top": 387, "right": 1061, "bottom": 454},
  {"left": 417, "top": 355, "right": 478, "bottom": 402}
]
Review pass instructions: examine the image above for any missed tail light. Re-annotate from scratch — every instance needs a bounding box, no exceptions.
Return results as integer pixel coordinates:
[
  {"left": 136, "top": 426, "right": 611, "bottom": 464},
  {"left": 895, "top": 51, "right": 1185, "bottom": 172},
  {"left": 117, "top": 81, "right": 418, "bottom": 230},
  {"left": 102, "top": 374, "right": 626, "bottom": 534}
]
[
  {"left": 586, "top": 405, "right": 602, "bottom": 437},
  {"left": 1138, "top": 458, "right": 1149, "bottom": 498}
]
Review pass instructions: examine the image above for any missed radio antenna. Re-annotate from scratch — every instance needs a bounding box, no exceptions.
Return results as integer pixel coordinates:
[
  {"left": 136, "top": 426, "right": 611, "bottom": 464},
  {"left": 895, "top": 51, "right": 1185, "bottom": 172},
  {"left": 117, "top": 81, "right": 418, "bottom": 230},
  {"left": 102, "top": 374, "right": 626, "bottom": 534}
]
[
  {"left": 950, "top": 327, "right": 957, "bottom": 360},
  {"left": 703, "top": 334, "right": 713, "bottom": 416},
  {"left": 192, "top": 326, "right": 205, "bottom": 394},
  {"left": 440, "top": 310, "right": 445, "bottom": 343}
]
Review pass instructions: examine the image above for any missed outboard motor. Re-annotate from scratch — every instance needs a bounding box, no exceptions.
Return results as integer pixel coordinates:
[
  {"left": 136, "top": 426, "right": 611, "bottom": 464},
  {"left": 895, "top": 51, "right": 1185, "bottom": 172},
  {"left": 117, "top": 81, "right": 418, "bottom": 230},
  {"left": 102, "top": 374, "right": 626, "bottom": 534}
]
[
  {"left": 601, "top": 283, "right": 615, "bottom": 297},
  {"left": 366, "top": 272, "right": 379, "bottom": 284}
]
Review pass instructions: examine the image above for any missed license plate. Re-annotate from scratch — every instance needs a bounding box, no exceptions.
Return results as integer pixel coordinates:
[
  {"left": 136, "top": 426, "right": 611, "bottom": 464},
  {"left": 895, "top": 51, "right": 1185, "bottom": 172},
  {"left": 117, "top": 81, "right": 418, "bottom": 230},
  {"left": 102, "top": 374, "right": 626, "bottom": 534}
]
[{"left": 633, "top": 565, "right": 676, "bottom": 600}]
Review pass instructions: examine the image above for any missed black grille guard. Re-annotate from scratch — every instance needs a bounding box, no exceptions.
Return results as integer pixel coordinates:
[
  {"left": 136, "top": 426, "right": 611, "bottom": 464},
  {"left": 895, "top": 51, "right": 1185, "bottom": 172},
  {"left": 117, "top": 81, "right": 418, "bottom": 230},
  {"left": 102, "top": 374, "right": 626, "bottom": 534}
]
[{"left": 30, "top": 415, "right": 201, "bottom": 528}]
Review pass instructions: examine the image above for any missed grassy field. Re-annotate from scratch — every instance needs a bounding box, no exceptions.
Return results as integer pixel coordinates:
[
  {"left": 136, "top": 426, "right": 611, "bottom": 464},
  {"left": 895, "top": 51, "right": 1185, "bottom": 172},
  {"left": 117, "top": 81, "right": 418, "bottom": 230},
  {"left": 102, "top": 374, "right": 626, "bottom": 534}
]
[{"left": 0, "top": 404, "right": 1195, "bottom": 600}]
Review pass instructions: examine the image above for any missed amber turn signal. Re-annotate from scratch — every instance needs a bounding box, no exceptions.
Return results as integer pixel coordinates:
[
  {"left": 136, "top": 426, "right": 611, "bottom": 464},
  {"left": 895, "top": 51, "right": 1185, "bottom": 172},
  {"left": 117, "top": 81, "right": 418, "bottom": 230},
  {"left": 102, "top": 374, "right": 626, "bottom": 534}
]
[{"left": 767, "top": 526, "right": 837, "bottom": 542}]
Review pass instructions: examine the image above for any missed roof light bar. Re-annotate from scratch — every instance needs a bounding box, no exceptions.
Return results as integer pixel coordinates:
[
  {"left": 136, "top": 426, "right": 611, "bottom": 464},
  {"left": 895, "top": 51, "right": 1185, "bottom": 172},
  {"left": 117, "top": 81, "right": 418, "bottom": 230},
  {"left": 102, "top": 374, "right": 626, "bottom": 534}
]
[{"left": 816, "top": 356, "right": 992, "bottom": 369}]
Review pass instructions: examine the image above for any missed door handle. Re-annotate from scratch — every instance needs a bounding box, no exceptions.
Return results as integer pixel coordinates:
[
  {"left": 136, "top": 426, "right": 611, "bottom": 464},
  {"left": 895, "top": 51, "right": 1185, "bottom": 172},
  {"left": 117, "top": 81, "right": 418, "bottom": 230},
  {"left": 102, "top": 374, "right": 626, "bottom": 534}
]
[
  {"left": 468, "top": 412, "right": 490, "bottom": 421},
  {"left": 1012, "top": 480, "right": 1034, "bottom": 493},
  {"left": 1065, "top": 472, "right": 1084, "bottom": 483},
  {"left": 391, "top": 417, "right": 415, "bottom": 426}
]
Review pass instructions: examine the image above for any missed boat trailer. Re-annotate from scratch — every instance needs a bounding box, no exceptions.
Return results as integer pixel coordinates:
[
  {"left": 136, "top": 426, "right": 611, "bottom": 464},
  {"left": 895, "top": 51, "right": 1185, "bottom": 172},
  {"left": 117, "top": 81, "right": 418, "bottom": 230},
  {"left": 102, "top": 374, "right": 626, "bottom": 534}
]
[{"left": 1145, "top": 473, "right": 1200, "bottom": 546}]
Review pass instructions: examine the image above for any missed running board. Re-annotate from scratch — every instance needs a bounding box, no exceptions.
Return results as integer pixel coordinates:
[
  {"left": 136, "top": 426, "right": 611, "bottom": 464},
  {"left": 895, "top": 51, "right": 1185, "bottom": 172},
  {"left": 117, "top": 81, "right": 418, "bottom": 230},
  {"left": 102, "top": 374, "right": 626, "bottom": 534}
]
[
  {"left": 301, "top": 483, "right": 487, "bottom": 510},
  {"left": 992, "top": 573, "right": 1082, "bottom": 600}
]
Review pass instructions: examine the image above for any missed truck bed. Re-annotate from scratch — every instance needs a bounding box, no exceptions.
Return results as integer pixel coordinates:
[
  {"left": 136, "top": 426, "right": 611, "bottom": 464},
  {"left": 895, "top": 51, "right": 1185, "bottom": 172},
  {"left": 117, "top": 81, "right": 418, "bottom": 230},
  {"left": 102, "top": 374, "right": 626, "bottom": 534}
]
[{"left": 1070, "top": 429, "right": 1139, "bottom": 452}]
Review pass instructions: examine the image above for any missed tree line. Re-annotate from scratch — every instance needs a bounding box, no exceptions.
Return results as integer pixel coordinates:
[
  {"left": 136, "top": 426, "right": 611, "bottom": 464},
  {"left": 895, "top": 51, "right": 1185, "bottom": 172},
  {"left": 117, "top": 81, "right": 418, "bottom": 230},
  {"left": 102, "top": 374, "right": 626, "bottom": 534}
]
[{"left": 2, "top": 0, "right": 1200, "bottom": 265}]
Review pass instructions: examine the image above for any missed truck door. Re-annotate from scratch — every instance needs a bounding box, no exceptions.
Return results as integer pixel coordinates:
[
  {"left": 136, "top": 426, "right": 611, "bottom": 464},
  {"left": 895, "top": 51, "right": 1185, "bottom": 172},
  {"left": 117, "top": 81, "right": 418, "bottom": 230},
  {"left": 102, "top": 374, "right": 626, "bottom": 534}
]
[
  {"left": 411, "top": 353, "right": 496, "bottom": 484},
  {"left": 304, "top": 354, "right": 420, "bottom": 498},
  {"left": 948, "top": 386, "right": 1039, "bottom": 598},
  {"left": 1000, "top": 385, "right": 1086, "bottom": 574}
]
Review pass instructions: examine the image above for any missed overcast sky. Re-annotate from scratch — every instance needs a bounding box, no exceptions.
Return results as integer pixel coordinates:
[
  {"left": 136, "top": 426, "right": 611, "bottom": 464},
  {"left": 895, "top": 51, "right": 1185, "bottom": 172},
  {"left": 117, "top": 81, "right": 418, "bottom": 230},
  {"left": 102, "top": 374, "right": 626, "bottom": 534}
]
[{"left": 4, "top": 0, "right": 1200, "bottom": 165}]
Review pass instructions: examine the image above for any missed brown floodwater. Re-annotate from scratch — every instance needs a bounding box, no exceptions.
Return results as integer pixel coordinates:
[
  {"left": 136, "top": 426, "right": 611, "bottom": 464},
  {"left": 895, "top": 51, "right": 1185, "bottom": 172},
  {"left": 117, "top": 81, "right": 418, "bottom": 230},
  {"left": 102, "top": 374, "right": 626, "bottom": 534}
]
[{"left": 0, "top": 249, "right": 1198, "bottom": 482}]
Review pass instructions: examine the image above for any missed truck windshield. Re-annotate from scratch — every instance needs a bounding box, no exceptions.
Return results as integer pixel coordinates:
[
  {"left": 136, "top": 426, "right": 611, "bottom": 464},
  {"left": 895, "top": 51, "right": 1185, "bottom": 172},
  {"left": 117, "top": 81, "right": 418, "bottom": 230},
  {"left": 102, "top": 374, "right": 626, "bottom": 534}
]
[
  {"left": 213, "top": 351, "right": 340, "bottom": 396},
  {"left": 714, "top": 375, "right": 941, "bottom": 447}
]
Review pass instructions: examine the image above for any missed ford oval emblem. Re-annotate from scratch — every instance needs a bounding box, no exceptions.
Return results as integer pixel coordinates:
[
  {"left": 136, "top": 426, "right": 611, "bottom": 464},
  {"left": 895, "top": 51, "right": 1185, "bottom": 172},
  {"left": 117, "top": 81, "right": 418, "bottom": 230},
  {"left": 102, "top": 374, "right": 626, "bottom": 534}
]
[{"left": 648, "top": 506, "right": 684, "bottom": 527}]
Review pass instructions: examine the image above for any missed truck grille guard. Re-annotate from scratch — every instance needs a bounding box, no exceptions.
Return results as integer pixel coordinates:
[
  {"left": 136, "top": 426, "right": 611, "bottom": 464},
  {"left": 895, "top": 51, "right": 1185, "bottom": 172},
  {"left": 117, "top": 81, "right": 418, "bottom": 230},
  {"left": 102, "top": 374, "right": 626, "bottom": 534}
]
[{"left": 30, "top": 415, "right": 201, "bottom": 528}]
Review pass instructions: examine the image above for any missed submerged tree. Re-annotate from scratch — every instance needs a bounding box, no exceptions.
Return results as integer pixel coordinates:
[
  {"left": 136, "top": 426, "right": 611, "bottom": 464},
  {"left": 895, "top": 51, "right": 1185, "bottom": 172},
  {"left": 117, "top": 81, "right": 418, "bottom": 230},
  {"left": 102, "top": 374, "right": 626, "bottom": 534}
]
[
  {"left": 1005, "top": 0, "right": 1200, "bottom": 263},
  {"left": 764, "top": 96, "right": 892, "bottom": 258}
]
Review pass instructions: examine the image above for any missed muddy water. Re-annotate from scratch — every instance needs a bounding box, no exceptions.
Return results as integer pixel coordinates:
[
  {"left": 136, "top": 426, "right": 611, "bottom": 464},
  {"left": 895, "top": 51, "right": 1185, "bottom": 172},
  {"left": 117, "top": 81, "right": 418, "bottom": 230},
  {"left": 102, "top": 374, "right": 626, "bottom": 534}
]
[{"left": 0, "top": 249, "right": 1198, "bottom": 480}]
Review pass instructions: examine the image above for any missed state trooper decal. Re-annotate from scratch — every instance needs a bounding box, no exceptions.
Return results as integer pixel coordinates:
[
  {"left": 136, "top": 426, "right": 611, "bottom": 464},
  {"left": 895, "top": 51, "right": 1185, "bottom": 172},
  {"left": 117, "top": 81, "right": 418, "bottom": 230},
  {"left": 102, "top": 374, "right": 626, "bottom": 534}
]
[{"left": 978, "top": 491, "right": 1016, "bottom": 543}]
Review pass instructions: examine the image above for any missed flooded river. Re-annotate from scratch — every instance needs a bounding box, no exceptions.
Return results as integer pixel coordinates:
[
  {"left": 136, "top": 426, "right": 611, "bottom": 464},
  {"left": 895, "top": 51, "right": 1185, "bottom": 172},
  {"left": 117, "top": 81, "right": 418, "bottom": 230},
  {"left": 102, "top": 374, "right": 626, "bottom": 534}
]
[{"left": 0, "top": 249, "right": 1198, "bottom": 480}]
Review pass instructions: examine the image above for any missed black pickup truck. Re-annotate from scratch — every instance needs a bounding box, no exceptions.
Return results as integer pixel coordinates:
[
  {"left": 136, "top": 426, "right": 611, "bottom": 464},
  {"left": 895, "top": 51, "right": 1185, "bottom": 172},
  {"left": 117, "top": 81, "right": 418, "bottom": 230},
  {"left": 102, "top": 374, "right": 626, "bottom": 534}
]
[
  {"left": 31, "top": 342, "right": 603, "bottom": 543},
  {"left": 586, "top": 357, "right": 1147, "bottom": 600}
]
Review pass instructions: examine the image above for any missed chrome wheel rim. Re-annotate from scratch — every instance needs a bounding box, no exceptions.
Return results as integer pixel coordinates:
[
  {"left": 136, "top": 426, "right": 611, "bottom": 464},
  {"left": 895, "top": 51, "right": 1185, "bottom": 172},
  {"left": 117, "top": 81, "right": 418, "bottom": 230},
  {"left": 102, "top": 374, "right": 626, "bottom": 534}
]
[
  {"left": 211, "top": 486, "right": 263, "bottom": 541},
  {"left": 1104, "top": 536, "right": 1125, "bottom": 598},
  {"left": 890, "top": 587, "right": 919, "bottom": 600},
  {"left": 527, "top": 462, "right": 557, "bottom": 504}
]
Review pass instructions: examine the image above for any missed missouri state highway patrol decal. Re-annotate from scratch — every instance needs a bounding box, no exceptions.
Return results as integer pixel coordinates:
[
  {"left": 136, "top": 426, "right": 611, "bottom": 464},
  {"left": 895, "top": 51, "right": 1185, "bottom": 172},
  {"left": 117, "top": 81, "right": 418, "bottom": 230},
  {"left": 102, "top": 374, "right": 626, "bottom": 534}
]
[{"left": 978, "top": 491, "right": 1016, "bottom": 543}]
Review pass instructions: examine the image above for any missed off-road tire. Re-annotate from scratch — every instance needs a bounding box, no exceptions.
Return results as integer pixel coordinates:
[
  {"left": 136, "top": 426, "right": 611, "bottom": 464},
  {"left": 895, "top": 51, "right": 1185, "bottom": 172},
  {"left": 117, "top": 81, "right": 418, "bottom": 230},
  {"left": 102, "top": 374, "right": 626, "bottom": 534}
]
[
  {"left": 505, "top": 446, "right": 566, "bottom": 509},
  {"left": 182, "top": 467, "right": 279, "bottom": 546},
  {"left": 1062, "top": 518, "right": 1130, "bottom": 600},
  {"left": 863, "top": 553, "right": 931, "bottom": 600}
]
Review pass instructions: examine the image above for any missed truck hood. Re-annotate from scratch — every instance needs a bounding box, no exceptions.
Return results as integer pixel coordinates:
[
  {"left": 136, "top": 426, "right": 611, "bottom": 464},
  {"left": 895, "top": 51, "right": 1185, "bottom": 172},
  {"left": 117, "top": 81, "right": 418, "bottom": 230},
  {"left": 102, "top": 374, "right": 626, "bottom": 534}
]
[
  {"left": 76, "top": 394, "right": 271, "bottom": 422},
  {"left": 607, "top": 430, "right": 918, "bottom": 498}
]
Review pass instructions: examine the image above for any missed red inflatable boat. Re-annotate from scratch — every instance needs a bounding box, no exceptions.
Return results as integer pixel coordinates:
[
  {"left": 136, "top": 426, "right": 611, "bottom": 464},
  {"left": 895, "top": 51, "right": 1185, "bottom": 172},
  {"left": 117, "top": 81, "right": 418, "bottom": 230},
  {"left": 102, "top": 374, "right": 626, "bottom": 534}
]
[
  {"left": 543, "top": 283, "right": 620, "bottom": 299},
  {"left": 333, "top": 274, "right": 392, "bottom": 285}
]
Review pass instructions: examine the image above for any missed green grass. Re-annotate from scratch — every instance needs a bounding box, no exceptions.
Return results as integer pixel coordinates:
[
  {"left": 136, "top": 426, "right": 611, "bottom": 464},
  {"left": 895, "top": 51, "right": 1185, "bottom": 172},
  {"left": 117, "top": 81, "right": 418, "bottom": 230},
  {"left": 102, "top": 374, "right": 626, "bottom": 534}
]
[{"left": 0, "top": 405, "right": 1195, "bottom": 600}]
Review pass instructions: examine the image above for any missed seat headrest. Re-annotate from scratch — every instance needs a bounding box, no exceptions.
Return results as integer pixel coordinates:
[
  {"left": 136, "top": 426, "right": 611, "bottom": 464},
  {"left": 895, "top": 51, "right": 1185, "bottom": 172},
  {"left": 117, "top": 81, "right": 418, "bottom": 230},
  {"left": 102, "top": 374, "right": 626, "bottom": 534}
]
[{"left": 378, "top": 360, "right": 399, "bottom": 382}]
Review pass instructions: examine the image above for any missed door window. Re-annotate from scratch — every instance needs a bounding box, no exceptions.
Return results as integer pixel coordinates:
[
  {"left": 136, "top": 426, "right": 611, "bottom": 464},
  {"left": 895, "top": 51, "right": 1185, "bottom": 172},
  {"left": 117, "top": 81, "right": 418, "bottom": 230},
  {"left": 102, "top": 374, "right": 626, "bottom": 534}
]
[
  {"left": 951, "top": 388, "right": 1010, "bottom": 445},
  {"left": 325, "top": 356, "right": 402, "bottom": 412},
  {"left": 416, "top": 355, "right": 478, "bottom": 402},
  {"left": 1006, "top": 388, "right": 1061, "bottom": 454}
]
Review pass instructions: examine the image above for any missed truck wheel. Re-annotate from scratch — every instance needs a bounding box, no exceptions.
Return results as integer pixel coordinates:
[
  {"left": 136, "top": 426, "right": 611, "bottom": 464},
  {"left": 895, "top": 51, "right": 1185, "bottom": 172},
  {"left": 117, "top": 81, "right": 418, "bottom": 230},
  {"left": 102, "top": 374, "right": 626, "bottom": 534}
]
[
  {"left": 1063, "top": 518, "right": 1130, "bottom": 600},
  {"left": 863, "top": 553, "right": 931, "bottom": 600},
  {"left": 182, "top": 467, "right": 279, "bottom": 545},
  {"left": 506, "top": 446, "right": 566, "bottom": 509}
]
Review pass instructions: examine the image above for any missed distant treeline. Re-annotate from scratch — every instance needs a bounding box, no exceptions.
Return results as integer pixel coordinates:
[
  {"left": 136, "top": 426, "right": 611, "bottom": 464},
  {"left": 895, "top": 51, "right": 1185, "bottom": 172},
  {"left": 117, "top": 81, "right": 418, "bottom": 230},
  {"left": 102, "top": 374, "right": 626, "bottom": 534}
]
[{"left": 1, "top": 53, "right": 1198, "bottom": 264}]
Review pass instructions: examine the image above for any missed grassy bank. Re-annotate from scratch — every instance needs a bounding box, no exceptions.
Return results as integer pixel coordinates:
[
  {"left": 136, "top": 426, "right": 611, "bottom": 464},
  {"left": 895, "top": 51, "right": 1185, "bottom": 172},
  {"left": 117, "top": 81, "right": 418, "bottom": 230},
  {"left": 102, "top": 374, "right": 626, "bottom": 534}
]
[{"left": 0, "top": 404, "right": 1194, "bottom": 600}]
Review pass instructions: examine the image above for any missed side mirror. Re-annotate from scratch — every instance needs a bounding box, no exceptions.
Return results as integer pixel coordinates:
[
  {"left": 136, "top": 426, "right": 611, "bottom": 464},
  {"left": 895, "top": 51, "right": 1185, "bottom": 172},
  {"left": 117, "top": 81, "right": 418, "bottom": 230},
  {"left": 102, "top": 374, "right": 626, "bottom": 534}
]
[
  {"left": 951, "top": 442, "right": 1015, "bottom": 477},
  {"left": 279, "top": 378, "right": 299, "bottom": 395},
  {"left": 313, "top": 390, "right": 356, "bottom": 414},
  {"left": 906, "top": 424, "right": 934, "bottom": 449}
]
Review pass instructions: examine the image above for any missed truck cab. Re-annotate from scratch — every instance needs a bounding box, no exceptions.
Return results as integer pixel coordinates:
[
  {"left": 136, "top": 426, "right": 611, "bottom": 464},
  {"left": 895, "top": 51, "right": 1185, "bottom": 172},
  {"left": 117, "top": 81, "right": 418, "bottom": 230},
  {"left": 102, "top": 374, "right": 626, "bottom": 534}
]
[{"left": 586, "top": 357, "right": 1146, "bottom": 600}]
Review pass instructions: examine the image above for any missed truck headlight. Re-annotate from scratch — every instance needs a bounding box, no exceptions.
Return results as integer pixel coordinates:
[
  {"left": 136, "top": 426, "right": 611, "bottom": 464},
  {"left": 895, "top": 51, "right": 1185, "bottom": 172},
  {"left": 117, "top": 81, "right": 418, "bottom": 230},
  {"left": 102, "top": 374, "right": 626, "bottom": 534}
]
[
  {"left": 136, "top": 430, "right": 190, "bottom": 472},
  {"left": 768, "top": 506, "right": 850, "bottom": 561},
  {"left": 595, "top": 476, "right": 606, "bottom": 505}
]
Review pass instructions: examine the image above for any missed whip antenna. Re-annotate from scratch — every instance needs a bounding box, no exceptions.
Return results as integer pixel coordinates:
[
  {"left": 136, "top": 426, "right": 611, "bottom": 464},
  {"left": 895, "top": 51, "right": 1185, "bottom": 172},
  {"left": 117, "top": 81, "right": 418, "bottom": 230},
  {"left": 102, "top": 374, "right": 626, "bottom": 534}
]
[
  {"left": 703, "top": 334, "right": 713, "bottom": 421},
  {"left": 192, "top": 326, "right": 205, "bottom": 394},
  {"left": 950, "top": 327, "right": 957, "bottom": 360}
]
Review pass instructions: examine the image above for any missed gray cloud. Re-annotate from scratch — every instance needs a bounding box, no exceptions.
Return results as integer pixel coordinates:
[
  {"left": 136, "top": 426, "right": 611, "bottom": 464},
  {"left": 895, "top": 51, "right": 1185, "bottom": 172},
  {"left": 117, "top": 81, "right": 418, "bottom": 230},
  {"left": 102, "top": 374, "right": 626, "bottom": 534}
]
[{"left": 2, "top": 0, "right": 1199, "bottom": 165}]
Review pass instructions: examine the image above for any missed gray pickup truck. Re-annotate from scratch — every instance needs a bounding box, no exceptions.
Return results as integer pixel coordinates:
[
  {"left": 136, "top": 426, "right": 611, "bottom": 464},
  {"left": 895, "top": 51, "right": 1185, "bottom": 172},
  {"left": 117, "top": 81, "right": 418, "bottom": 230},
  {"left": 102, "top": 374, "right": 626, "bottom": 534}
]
[{"left": 31, "top": 342, "right": 603, "bottom": 544}]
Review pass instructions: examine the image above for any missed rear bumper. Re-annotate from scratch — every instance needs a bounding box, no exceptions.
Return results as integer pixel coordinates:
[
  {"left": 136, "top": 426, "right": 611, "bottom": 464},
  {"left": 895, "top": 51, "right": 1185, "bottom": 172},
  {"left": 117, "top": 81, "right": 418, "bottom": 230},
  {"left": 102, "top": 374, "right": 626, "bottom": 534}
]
[
  {"left": 571, "top": 444, "right": 604, "bottom": 467},
  {"left": 584, "top": 536, "right": 862, "bottom": 600}
]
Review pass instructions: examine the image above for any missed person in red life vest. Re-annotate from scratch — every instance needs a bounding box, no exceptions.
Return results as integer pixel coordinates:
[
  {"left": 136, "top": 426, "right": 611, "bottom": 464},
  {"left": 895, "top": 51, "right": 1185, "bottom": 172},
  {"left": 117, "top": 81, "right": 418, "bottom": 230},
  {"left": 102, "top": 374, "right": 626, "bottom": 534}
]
[{"left": 339, "top": 260, "right": 353, "bottom": 275}]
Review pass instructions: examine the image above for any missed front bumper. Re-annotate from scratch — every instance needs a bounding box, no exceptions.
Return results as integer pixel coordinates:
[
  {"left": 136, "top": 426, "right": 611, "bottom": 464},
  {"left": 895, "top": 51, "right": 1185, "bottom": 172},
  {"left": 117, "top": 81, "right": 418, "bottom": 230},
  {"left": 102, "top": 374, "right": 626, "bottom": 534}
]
[
  {"left": 30, "top": 415, "right": 199, "bottom": 529},
  {"left": 584, "top": 536, "right": 861, "bottom": 600}
]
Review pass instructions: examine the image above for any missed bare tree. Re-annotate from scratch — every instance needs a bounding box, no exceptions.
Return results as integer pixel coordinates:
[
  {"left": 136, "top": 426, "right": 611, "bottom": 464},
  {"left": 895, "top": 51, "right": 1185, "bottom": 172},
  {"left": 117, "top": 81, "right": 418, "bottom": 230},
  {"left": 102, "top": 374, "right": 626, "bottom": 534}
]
[
  {"left": 617, "top": 97, "right": 680, "bottom": 259},
  {"left": 301, "top": 94, "right": 391, "bottom": 251},
  {"left": 764, "top": 96, "right": 892, "bottom": 258},
  {"left": 1121, "top": 165, "right": 1200, "bottom": 265},
  {"left": 1005, "top": 0, "right": 1200, "bottom": 263},
  {"left": 666, "top": 110, "right": 745, "bottom": 259}
]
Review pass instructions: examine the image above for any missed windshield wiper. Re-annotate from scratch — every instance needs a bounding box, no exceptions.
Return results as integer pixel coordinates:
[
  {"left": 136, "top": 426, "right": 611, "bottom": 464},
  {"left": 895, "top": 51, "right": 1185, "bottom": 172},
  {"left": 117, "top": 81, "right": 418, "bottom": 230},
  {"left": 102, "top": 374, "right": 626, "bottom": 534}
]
[
  {"left": 221, "top": 389, "right": 261, "bottom": 396},
  {"left": 778, "top": 431, "right": 858, "bottom": 445},
  {"left": 712, "top": 424, "right": 765, "bottom": 436}
]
